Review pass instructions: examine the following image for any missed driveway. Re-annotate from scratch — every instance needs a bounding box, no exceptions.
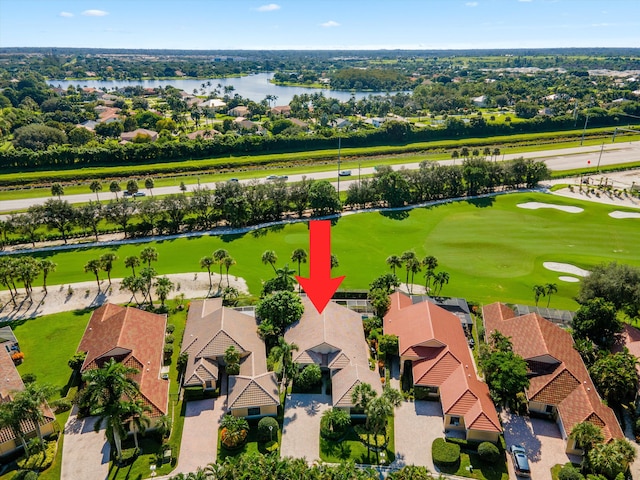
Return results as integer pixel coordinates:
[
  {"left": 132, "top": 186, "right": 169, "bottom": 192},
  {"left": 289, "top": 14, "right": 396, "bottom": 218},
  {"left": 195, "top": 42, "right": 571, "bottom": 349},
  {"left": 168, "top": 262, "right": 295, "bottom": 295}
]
[
  {"left": 391, "top": 400, "right": 442, "bottom": 471},
  {"left": 61, "top": 412, "right": 110, "bottom": 480},
  {"left": 501, "top": 411, "right": 582, "bottom": 479},
  {"left": 281, "top": 393, "right": 331, "bottom": 463},
  {"left": 171, "top": 396, "right": 227, "bottom": 475}
]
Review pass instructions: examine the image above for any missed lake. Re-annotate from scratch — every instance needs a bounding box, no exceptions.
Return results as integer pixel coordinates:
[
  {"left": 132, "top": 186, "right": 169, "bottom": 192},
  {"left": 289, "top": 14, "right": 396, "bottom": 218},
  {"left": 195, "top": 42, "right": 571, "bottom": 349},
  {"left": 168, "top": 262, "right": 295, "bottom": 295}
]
[{"left": 48, "top": 72, "right": 397, "bottom": 105}]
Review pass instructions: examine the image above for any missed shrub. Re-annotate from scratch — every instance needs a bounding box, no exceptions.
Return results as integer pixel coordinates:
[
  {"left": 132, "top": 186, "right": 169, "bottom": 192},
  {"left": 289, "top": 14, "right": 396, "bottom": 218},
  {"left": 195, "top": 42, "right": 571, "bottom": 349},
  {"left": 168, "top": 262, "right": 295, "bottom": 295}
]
[
  {"left": 257, "top": 417, "right": 279, "bottom": 442},
  {"left": 297, "top": 364, "right": 322, "bottom": 391},
  {"left": 21, "top": 373, "right": 37, "bottom": 384},
  {"left": 165, "top": 334, "right": 175, "bottom": 344},
  {"left": 51, "top": 398, "right": 72, "bottom": 414},
  {"left": 320, "top": 408, "right": 351, "bottom": 440},
  {"left": 264, "top": 440, "right": 279, "bottom": 454},
  {"left": 477, "top": 441, "right": 500, "bottom": 464},
  {"left": 354, "top": 425, "right": 386, "bottom": 448},
  {"left": 432, "top": 438, "right": 460, "bottom": 467},
  {"left": 24, "top": 472, "right": 39, "bottom": 480},
  {"left": 221, "top": 427, "right": 248, "bottom": 449},
  {"left": 559, "top": 463, "right": 585, "bottom": 480},
  {"left": 166, "top": 324, "right": 175, "bottom": 334},
  {"left": 17, "top": 440, "right": 56, "bottom": 471},
  {"left": 163, "top": 344, "right": 174, "bottom": 357}
]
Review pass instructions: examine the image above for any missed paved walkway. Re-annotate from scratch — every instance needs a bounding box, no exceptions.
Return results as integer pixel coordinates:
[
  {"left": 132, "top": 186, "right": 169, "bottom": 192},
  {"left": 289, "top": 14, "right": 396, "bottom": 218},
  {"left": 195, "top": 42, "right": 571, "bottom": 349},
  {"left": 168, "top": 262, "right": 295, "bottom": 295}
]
[
  {"left": 61, "top": 411, "right": 110, "bottom": 480},
  {"left": 281, "top": 393, "right": 331, "bottom": 463},
  {"left": 391, "top": 400, "right": 442, "bottom": 471},
  {"left": 501, "top": 411, "right": 581, "bottom": 480}
]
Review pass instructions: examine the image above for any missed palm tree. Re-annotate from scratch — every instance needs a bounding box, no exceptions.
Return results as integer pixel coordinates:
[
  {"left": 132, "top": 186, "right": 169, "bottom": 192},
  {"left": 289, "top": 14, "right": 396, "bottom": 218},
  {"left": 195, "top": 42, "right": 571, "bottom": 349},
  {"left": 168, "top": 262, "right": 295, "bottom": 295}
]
[
  {"left": 124, "top": 255, "right": 140, "bottom": 276},
  {"left": 155, "top": 276, "right": 175, "bottom": 307},
  {"left": 38, "top": 259, "right": 57, "bottom": 294},
  {"left": 570, "top": 421, "right": 604, "bottom": 457},
  {"left": 421, "top": 255, "right": 438, "bottom": 293},
  {"left": 0, "top": 401, "right": 30, "bottom": 457},
  {"left": 84, "top": 258, "right": 102, "bottom": 289},
  {"left": 213, "top": 248, "right": 229, "bottom": 290},
  {"left": 13, "top": 382, "right": 56, "bottom": 445},
  {"left": 433, "top": 271, "right": 450, "bottom": 295},
  {"left": 400, "top": 251, "right": 416, "bottom": 289},
  {"left": 109, "top": 181, "right": 121, "bottom": 199},
  {"left": 493, "top": 147, "right": 501, "bottom": 160},
  {"left": 223, "top": 256, "right": 236, "bottom": 287},
  {"left": 386, "top": 255, "right": 402, "bottom": 275},
  {"left": 140, "top": 267, "right": 157, "bottom": 306},
  {"left": 330, "top": 254, "right": 339, "bottom": 270},
  {"left": 545, "top": 283, "right": 558, "bottom": 307},
  {"left": 277, "top": 337, "right": 299, "bottom": 393},
  {"left": 200, "top": 256, "right": 215, "bottom": 291},
  {"left": 533, "top": 284, "right": 546, "bottom": 307},
  {"left": 51, "top": 183, "right": 64, "bottom": 199},
  {"left": 90, "top": 180, "right": 102, "bottom": 201},
  {"left": 95, "top": 401, "right": 129, "bottom": 460},
  {"left": 290, "top": 248, "right": 308, "bottom": 277},
  {"left": 407, "top": 258, "right": 421, "bottom": 294},
  {"left": 483, "top": 147, "right": 491, "bottom": 157},
  {"left": 140, "top": 246, "right": 158, "bottom": 267},
  {"left": 122, "top": 399, "right": 151, "bottom": 451},
  {"left": 80, "top": 358, "right": 140, "bottom": 410},
  {"left": 261, "top": 250, "right": 278, "bottom": 273},
  {"left": 121, "top": 274, "right": 146, "bottom": 306},
  {"left": 274, "top": 264, "right": 296, "bottom": 291},
  {"left": 100, "top": 252, "right": 118, "bottom": 285}
]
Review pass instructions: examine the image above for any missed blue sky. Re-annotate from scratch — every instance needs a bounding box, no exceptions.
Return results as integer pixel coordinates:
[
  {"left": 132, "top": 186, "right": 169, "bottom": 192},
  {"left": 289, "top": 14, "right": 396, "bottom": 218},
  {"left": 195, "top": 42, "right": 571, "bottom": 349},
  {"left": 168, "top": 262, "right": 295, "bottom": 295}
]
[{"left": 1, "top": 0, "right": 639, "bottom": 50}]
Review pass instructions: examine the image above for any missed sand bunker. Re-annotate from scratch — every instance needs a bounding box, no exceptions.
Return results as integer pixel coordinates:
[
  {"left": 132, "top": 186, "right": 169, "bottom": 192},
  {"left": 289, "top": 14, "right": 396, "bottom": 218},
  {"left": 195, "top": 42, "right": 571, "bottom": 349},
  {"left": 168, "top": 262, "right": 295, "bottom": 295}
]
[
  {"left": 517, "top": 202, "right": 584, "bottom": 213},
  {"left": 609, "top": 211, "right": 640, "bottom": 219},
  {"left": 543, "top": 262, "right": 590, "bottom": 277},
  {"left": 559, "top": 276, "right": 580, "bottom": 283}
]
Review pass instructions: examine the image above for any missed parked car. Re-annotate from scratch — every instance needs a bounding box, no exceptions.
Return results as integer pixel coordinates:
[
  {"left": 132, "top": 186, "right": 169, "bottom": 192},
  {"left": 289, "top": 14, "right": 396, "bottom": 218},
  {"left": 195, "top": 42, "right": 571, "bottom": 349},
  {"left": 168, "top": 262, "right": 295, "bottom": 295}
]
[
  {"left": 123, "top": 191, "right": 132, "bottom": 197},
  {"left": 278, "top": 175, "right": 289, "bottom": 180},
  {"left": 266, "top": 175, "right": 278, "bottom": 180},
  {"left": 133, "top": 192, "right": 146, "bottom": 197},
  {"left": 339, "top": 170, "right": 352, "bottom": 176},
  {"left": 510, "top": 445, "right": 531, "bottom": 477},
  {"left": 229, "top": 178, "right": 239, "bottom": 182}
]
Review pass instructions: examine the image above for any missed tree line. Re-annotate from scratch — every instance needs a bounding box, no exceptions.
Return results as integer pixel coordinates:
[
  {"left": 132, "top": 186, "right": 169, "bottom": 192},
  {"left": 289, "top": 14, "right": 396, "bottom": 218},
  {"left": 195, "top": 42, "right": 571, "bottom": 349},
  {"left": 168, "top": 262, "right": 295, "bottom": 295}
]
[{"left": 0, "top": 158, "right": 548, "bottom": 249}]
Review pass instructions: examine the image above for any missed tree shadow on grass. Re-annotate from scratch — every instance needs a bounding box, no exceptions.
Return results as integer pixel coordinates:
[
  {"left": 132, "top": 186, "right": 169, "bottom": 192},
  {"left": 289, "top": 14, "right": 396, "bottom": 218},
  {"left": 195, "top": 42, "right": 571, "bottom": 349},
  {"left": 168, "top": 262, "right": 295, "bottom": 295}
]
[
  {"left": 379, "top": 210, "right": 410, "bottom": 221},
  {"left": 465, "top": 197, "right": 496, "bottom": 208}
]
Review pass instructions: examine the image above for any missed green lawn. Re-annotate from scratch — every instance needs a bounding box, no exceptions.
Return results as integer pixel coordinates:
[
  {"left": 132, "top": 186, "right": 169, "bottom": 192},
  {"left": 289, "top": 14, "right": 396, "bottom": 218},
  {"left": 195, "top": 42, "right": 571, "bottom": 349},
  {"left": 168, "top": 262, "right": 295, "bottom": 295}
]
[
  {"left": 436, "top": 450, "right": 509, "bottom": 480},
  {"left": 217, "top": 419, "right": 282, "bottom": 462},
  {"left": 320, "top": 416, "right": 395, "bottom": 465},
  {"left": 17, "top": 191, "right": 640, "bottom": 310},
  {"left": 13, "top": 309, "right": 93, "bottom": 399}
]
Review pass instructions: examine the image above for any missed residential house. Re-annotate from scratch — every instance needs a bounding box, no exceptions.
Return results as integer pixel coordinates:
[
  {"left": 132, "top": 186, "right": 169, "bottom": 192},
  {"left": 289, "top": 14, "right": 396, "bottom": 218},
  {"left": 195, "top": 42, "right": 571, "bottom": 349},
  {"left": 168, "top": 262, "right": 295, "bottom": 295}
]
[
  {"left": 0, "top": 351, "right": 56, "bottom": 456},
  {"left": 472, "top": 95, "right": 487, "bottom": 107},
  {"left": 284, "top": 298, "right": 382, "bottom": 414},
  {"left": 77, "top": 120, "right": 98, "bottom": 131},
  {"left": 332, "top": 118, "right": 351, "bottom": 129},
  {"left": 228, "top": 106, "right": 250, "bottom": 117},
  {"left": 289, "top": 118, "right": 309, "bottom": 130},
  {"left": 187, "top": 129, "right": 221, "bottom": 140},
  {"left": 234, "top": 118, "right": 266, "bottom": 135},
  {"left": 270, "top": 105, "right": 291, "bottom": 117},
  {"left": 77, "top": 304, "right": 169, "bottom": 420},
  {"left": 181, "top": 299, "right": 279, "bottom": 418},
  {"left": 199, "top": 99, "right": 227, "bottom": 110},
  {"left": 120, "top": 128, "right": 159, "bottom": 143},
  {"left": 364, "top": 117, "right": 386, "bottom": 128},
  {"left": 0, "top": 326, "right": 20, "bottom": 358},
  {"left": 384, "top": 292, "right": 502, "bottom": 443},
  {"left": 483, "top": 303, "right": 624, "bottom": 454}
]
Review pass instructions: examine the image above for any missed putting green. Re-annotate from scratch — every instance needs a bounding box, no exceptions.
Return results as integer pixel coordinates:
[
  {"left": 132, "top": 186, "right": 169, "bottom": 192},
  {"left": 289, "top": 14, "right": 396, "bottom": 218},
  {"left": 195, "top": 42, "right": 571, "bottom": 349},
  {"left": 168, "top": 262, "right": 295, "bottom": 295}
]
[{"left": 23, "top": 192, "right": 640, "bottom": 310}]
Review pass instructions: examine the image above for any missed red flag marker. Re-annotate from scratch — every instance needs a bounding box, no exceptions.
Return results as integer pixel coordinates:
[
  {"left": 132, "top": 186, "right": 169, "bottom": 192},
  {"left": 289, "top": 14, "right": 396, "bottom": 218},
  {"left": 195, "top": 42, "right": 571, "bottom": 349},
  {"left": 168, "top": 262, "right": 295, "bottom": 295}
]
[{"left": 296, "top": 220, "right": 345, "bottom": 314}]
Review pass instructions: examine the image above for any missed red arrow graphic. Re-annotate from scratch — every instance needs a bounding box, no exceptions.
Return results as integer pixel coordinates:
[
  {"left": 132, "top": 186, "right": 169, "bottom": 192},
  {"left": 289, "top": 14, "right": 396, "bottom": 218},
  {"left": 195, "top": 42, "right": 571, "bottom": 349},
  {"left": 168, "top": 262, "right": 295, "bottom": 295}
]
[{"left": 296, "top": 220, "right": 345, "bottom": 314}]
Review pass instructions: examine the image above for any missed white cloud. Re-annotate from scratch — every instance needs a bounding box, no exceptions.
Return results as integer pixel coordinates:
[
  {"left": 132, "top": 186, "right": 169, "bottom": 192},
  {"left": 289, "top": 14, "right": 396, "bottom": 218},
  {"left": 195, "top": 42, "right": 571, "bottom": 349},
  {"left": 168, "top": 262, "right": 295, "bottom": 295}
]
[
  {"left": 81, "top": 9, "right": 109, "bottom": 17},
  {"left": 320, "top": 20, "right": 340, "bottom": 28},
  {"left": 59, "top": 11, "right": 74, "bottom": 17},
  {"left": 466, "top": 1, "right": 478, "bottom": 6},
  {"left": 257, "top": 3, "right": 280, "bottom": 12}
]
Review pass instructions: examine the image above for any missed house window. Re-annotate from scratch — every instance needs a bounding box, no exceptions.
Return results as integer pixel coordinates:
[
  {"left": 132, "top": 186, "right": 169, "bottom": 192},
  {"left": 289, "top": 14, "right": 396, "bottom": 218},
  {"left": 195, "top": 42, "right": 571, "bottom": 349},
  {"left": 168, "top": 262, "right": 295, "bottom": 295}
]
[
  {"left": 204, "top": 380, "right": 212, "bottom": 389},
  {"left": 248, "top": 407, "right": 261, "bottom": 416},
  {"left": 449, "top": 416, "right": 460, "bottom": 426},
  {"left": 545, "top": 405, "right": 554, "bottom": 414}
]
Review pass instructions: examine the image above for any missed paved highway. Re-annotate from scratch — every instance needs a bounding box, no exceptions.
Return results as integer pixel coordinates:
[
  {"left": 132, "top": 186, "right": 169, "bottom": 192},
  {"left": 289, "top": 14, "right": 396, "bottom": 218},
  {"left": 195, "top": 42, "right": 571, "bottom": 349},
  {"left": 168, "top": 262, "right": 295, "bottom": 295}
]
[{"left": 1, "top": 140, "right": 639, "bottom": 213}]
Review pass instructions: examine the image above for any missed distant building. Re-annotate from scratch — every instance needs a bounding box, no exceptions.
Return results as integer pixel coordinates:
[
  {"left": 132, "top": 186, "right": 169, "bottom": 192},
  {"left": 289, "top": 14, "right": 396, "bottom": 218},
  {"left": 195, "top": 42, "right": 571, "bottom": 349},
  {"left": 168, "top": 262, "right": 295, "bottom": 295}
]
[
  {"left": 228, "top": 106, "right": 250, "bottom": 117},
  {"left": 120, "top": 128, "right": 159, "bottom": 142},
  {"left": 472, "top": 95, "right": 487, "bottom": 107},
  {"left": 270, "top": 105, "right": 291, "bottom": 117}
]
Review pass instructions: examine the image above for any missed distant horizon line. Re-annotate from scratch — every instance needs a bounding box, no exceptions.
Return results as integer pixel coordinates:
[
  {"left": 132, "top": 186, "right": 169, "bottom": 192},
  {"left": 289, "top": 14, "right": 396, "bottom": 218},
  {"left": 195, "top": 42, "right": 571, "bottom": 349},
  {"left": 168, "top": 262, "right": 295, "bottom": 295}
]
[{"left": 2, "top": 46, "right": 640, "bottom": 53}]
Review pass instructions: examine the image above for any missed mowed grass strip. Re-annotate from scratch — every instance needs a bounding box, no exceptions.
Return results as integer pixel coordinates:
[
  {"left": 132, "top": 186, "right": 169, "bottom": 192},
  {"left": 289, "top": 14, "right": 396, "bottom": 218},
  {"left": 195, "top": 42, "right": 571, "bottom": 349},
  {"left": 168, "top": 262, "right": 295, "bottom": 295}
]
[{"left": 16, "top": 192, "right": 640, "bottom": 310}]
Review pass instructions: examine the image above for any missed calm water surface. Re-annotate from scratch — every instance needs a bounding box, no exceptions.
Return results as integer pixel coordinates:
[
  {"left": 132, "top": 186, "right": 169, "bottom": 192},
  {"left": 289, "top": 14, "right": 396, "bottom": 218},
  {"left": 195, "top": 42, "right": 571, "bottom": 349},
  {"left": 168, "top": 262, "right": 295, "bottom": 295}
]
[{"left": 49, "top": 72, "right": 397, "bottom": 105}]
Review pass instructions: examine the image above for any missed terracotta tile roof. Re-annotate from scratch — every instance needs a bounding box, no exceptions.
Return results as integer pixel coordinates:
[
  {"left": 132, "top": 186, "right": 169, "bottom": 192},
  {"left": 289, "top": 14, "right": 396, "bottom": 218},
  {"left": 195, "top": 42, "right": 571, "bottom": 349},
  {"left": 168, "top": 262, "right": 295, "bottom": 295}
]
[
  {"left": 385, "top": 292, "right": 501, "bottom": 434},
  {"left": 227, "top": 372, "right": 279, "bottom": 410},
  {"left": 613, "top": 324, "right": 640, "bottom": 380},
  {"left": 482, "top": 302, "right": 623, "bottom": 443},
  {"left": 285, "top": 298, "right": 370, "bottom": 370},
  {"left": 78, "top": 304, "right": 168, "bottom": 417},
  {"left": 332, "top": 364, "right": 383, "bottom": 408},
  {"left": 0, "top": 352, "right": 55, "bottom": 445}
]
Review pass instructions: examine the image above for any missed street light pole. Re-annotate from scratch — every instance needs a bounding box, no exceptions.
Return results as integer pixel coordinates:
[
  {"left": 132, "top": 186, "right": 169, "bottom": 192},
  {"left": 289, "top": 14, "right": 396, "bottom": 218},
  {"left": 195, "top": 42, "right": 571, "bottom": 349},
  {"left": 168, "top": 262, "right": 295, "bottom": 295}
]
[
  {"left": 337, "top": 136, "right": 342, "bottom": 196},
  {"left": 580, "top": 114, "right": 590, "bottom": 146},
  {"left": 596, "top": 142, "right": 605, "bottom": 174}
]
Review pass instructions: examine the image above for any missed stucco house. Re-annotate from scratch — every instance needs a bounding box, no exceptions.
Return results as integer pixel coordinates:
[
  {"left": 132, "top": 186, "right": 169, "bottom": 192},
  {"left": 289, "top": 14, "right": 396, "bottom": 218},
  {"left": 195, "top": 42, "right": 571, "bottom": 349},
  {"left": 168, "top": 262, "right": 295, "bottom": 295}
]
[
  {"left": 228, "top": 106, "right": 250, "bottom": 117},
  {"left": 271, "top": 105, "right": 291, "bottom": 117},
  {"left": 77, "top": 304, "right": 169, "bottom": 420},
  {"left": 284, "top": 298, "right": 382, "bottom": 413},
  {"left": 384, "top": 292, "right": 502, "bottom": 443},
  {"left": 120, "top": 128, "right": 159, "bottom": 143},
  {"left": 483, "top": 303, "right": 623, "bottom": 454},
  {"left": 181, "top": 298, "right": 279, "bottom": 418},
  {"left": 0, "top": 351, "right": 56, "bottom": 457}
]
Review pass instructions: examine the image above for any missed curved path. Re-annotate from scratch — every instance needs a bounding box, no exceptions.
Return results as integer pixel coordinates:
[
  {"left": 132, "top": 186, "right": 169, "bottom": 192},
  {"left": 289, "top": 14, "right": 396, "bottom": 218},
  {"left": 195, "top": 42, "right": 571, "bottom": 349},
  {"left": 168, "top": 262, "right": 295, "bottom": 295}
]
[{"left": 1, "top": 140, "right": 640, "bottom": 213}]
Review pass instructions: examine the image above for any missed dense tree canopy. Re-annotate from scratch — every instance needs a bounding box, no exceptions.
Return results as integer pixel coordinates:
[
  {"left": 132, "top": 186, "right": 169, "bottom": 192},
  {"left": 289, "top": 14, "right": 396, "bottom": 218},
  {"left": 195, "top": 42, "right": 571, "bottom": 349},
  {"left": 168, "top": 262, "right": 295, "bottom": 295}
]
[{"left": 578, "top": 262, "right": 640, "bottom": 318}]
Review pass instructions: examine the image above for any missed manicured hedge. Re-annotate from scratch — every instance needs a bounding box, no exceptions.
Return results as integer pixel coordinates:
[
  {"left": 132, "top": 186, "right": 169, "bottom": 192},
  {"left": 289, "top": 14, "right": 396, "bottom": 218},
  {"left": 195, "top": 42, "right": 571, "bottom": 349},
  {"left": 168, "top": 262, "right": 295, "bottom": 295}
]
[
  {"left": 478, "top": 441, "right": 501, "bottom": 464},
  {"left": 432, "top": 438, "right": 460, "bottom": 467},
  {"left": 257, "top": 417, "right": 279, "bottom": 442}
]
